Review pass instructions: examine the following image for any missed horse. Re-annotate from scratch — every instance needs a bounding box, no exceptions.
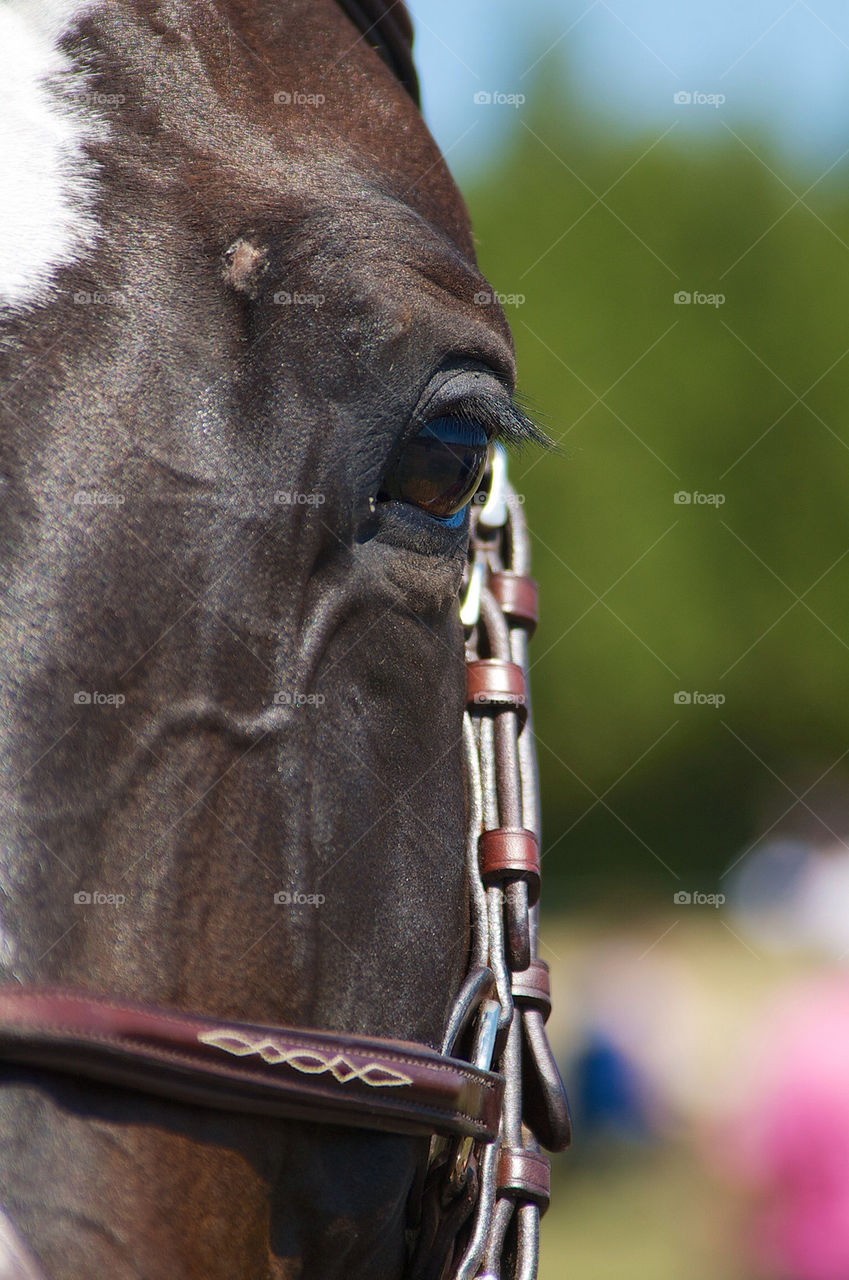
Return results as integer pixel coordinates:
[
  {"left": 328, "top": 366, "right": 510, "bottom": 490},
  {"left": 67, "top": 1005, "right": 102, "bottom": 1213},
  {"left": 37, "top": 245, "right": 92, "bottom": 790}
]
[{"left": 0, "top": 3, "right": 568, "bottom": 1277}]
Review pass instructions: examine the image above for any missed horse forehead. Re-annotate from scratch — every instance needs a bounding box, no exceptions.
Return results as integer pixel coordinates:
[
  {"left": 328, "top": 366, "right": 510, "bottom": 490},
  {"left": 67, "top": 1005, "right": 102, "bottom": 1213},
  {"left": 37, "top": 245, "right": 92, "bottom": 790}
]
[{"left": 0, "top": 1, "right": 104, "bottom": 310}]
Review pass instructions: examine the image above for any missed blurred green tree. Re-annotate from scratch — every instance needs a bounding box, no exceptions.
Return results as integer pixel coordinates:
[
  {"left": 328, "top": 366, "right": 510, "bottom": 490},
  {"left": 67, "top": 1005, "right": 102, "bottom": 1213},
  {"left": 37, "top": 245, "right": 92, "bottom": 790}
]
[{"left": 465, "top": 73, "right": 849, "bottom": 901}]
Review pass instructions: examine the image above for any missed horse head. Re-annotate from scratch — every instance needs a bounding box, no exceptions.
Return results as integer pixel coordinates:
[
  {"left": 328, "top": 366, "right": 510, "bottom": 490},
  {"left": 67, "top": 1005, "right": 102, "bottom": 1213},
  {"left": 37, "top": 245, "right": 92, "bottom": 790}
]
[{"left": 0, "top": 3, "right": 559, "bottom": 1277}]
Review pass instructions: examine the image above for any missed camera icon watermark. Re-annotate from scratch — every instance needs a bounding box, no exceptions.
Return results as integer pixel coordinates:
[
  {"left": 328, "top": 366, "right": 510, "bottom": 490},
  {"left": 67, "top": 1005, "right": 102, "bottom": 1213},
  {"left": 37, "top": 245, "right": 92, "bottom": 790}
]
[{"left": 73, "top": 890, "right": 126, "bottom": 905}]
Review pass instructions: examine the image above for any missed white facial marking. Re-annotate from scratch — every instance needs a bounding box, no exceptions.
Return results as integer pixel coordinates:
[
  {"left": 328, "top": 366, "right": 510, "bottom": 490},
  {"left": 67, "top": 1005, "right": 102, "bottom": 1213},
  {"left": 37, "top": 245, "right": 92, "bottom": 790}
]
[
  {"left": 0, "top": 1208, "right": 49, "bottom": 1279},
  {"left": 0, "top": 2, "right": 104, "bottom": 310}
]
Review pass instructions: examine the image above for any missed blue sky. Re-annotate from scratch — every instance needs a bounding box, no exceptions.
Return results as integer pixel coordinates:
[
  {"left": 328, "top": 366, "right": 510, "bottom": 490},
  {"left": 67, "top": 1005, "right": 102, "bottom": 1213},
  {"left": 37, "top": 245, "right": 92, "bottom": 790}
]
[{"left": 405, "top": 0, "right": 849, "bottom": 177}]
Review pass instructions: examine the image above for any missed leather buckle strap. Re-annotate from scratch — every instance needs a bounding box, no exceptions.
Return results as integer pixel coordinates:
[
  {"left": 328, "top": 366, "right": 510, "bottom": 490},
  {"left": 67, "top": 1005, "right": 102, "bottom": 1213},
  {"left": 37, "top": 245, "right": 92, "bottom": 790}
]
[
  {"left": 478, "top": 828, "right": 541, "bottom": 906},
  {"left": 510, "top": 959, "right": 551, "bottom": 1019},
  {"left": 465, "top": 659, "right": 528, "bottom": 725},
  {"left": 496, "top": 1147, "right": 551, "bottom": 1211},
  {"left": 0, "top": 988, "right": 503, "bottom": 1142},
  {"left": 488, "top": 571, "right": 538, "bottom": 635}
]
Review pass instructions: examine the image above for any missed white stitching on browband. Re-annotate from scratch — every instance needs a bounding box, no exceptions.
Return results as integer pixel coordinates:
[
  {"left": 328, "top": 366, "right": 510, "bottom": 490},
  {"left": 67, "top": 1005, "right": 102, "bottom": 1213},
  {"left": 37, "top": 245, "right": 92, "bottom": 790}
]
[{"left": 197, "top": 1028, "right": 414, "bottom": 1087}]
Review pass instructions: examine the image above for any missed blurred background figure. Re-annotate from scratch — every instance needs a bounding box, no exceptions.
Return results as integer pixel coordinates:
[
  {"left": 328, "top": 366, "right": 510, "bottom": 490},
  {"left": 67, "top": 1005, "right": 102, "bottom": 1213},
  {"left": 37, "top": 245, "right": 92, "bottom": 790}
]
[
  {"left": 720, "top": 976, "right": 849, "bottom": 1280},
  {"left": 718, "top": 786, "right": 849, "bottom": 1279},
  {"left": 406, "top": 1, "right": 849, "bottom": 1275},
  {"left": 566, "top": 939, "right": 699, "bottom": 1150},
  {"left": 727, "top": 777, "right": 849, "bottom": 960}
]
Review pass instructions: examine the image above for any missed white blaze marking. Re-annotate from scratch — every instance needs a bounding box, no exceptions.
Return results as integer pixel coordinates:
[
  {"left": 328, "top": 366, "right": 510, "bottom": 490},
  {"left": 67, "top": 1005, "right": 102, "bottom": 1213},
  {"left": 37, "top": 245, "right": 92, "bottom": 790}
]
[{"left": 0, "top": 2, "right": 103, "bottom": 310}]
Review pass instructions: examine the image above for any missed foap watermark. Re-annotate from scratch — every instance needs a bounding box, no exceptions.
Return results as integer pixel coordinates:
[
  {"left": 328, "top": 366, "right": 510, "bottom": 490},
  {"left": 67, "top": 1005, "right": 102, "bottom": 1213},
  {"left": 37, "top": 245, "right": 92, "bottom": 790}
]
[
  {"left": 73, "top": 489, "right": 125, "bottom": 507},
  {"left": 274, "top": 490, "right": 326, "bottom": 506},
  {"left": 74, "top": 890, "right": 127, "bottom": 906},
  {"left": 673, "top": 691, "right": 725, "bottom": 707},
  {"left": 673, "top": 91, "right": 725, "bottom": 109},
  {"left": 674, "top": 491, "right": 725, "bottom": 506},
  {"left": 471, "top": 690, "right": 526, "bottom": 708},
  {"left": 73, "top": 290, "right": 128, "bottom": 306},
  {"left": 472, "top": 489, "right": 525, "bottom": 506},
  {"left": 273, "top": 90, "right": 325, "bottom": 106},
  {"left": 473, "top": 290, "right": 525, "bottom": 308},
  {"left": 673, "top": 890, "right": 725, "bottom": 907},
  {"left": 673, "top": 290, "right": 725, "bottom": 307},
  {"left": 74, "top": 691, "right": 126, "bottom": 707},
  {"left": 273, "top": 691, "right": 326, "bottom": 707},
  {"left": 273, "top": 890, "right": 325, "bottom": 907},
  {"left": 273, "top": 291, "right": 325, "bottom": 307},
  {"left": 473, "top": 90, "right": 525, "bottom": 108},
  {"left": 74, "top": 90, "right": 127, "bottom": 108}
]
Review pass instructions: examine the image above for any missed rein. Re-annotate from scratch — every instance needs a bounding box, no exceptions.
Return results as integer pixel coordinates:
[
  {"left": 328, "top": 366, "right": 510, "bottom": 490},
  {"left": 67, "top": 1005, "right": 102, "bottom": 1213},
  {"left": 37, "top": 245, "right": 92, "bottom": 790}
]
[
  {"left": 407, "top": 450, "right": 571, "bottom": 1279},
  {"left": 0, "top": 449, "right": 570, "bottom": 1279}
]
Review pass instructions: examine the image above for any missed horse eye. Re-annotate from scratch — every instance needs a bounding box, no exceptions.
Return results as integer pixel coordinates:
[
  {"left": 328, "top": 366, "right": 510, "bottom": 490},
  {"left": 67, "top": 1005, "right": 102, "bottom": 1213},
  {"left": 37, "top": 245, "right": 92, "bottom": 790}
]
[{"left": 379, "top": 418, "right": 490, "bottom": 520}]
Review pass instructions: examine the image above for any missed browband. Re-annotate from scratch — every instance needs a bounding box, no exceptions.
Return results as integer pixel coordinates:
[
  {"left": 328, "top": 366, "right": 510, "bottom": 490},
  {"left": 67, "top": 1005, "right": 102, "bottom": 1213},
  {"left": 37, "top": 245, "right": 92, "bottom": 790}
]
[{"left": 0, "top": 988, "right": 502, "bottom": 1141}]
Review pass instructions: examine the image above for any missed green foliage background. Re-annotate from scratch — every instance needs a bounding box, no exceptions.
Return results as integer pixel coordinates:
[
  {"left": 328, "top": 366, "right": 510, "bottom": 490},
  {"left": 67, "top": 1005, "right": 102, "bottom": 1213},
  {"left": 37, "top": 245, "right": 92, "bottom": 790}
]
[{"left": 463, "top": 78, "right": 849, "bottom": 902}]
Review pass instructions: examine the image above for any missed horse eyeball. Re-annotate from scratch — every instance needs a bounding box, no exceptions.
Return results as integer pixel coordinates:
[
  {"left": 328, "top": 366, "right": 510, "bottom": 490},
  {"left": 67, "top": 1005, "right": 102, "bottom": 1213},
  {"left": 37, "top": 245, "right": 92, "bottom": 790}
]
[{"left": 379, "top": 419, "right": 489, "bottom": 520}]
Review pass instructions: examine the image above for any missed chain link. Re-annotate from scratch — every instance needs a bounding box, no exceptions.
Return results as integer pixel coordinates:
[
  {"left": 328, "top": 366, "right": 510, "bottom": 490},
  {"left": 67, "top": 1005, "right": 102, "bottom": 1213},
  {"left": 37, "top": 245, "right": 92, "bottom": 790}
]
[{"left": 417, "top": 446, "right": 571, "bottom": 1280}]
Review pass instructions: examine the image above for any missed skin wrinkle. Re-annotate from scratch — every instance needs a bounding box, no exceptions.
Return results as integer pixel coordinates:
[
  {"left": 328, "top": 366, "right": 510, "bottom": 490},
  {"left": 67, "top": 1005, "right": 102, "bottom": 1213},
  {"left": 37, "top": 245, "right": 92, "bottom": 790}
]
[{"left": 0, "top": 2, "right": 526, "bottom": 1278}]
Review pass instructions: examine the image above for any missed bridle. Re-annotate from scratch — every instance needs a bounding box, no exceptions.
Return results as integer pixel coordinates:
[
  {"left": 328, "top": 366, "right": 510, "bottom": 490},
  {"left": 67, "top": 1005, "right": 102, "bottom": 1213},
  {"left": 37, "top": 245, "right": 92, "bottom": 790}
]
[
  {"left": 407, "top": 450, "right": 572, "bottom": 1279},
  {"left": 0, "top": 447, "right": 570, "bottom": 1279}
]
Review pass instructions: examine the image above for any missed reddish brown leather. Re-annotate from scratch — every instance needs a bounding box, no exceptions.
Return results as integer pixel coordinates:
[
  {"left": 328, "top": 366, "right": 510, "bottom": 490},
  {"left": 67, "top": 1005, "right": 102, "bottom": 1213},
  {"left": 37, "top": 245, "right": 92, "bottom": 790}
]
[
  {"left": 489, "top": 572, "right": 538, "bottom": 634},
  {"left": 511, "top": 960, "right": 551, "bottom": 1020},
  {"left": 0, "top": 988, "right": 503, "bottom": 1141},
  {"left": 465, "top": 660, "right": 527, "bottom": 721},
  {"left": 477, "top": 829, "right": 540, "bottom": 905},
  {"left": 496, "top": 1147, "right": 551, "bottom": 1210}
]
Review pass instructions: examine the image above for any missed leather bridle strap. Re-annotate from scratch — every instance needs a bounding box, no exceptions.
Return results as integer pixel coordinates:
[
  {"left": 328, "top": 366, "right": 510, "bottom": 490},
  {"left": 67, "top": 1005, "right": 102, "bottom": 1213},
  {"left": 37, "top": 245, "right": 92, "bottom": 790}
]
[{"left": 0, "top": 988, "right": 502, "bottom": 1141}]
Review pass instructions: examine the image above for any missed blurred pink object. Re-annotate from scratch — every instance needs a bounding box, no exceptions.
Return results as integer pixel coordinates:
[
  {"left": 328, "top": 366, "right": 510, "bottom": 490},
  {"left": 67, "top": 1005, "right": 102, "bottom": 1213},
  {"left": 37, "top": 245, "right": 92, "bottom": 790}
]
[{"left": 725, "top": 976, "right": 849, "bottom": 1280}]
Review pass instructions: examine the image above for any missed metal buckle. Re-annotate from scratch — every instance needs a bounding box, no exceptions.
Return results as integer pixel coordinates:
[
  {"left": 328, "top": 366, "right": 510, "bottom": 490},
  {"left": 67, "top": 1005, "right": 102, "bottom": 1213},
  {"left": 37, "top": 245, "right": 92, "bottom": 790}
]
[
  {"left": 460, "top": 559, "right": 485, "bottom": 628},
  {"left": 446, "top": 997, "right": 501, "bottom": 1195},
  {"left": 477, "top": 444, "right": 508, "bottom": 531},
  {"left": 460, "top": 444, "right": 508, "bottom": 628}
]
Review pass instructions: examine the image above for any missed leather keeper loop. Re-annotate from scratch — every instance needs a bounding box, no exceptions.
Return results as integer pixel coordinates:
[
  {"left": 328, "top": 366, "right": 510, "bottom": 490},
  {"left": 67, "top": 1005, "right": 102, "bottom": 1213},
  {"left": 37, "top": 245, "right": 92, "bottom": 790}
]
[
  {"left": 478, "top": 828, "right": 540, "bottom": 906},
  {"left": 489, "top": 572, "right": 538, "bottom": 634},
  {"left": 496, "top": 1147, "right": 551, "bottom": 1211},
  {"left": 511, "top": 959, "right": 551, "bottom": 1020},
  {"left": 465, "top": 659, "right": 527, "bottom": 724}
]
